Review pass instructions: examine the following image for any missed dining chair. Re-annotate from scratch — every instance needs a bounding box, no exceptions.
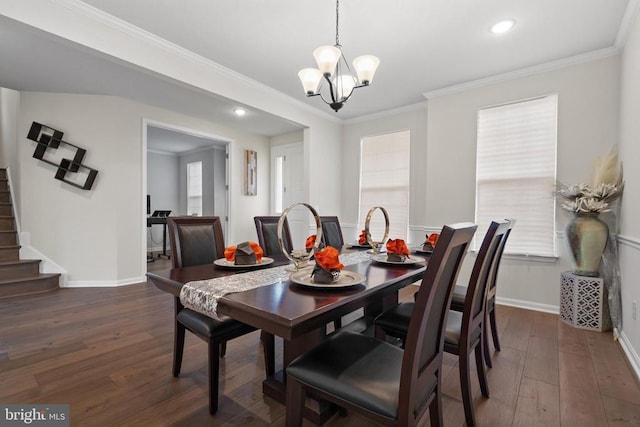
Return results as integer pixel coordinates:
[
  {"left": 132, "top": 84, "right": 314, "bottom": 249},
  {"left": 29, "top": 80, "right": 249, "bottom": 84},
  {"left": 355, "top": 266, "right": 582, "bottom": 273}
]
[
  {"left": 319, "top": 216, "right": 344, "bottom": 251},
  {"left": 254, "top": 215, "right": 293, "bottom": 257},
  {"left": 167, "top": 215, "right": 274, "bottom": 414},
  {"left": 374, "top": 220, "right": 509, "bottom": 427},
  {"left": 285, "top": 222, "right": 477, "bottom": 427},
  {"left": 450, "top": 218, "right": 515, "bottom": 368}
]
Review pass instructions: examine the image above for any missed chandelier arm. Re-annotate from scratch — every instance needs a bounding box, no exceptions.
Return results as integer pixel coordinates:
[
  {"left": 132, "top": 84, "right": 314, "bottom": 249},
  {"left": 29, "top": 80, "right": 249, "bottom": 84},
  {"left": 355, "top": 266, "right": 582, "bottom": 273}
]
[{"left": 324, "top": 74, "right": 338, "bottom": 105}]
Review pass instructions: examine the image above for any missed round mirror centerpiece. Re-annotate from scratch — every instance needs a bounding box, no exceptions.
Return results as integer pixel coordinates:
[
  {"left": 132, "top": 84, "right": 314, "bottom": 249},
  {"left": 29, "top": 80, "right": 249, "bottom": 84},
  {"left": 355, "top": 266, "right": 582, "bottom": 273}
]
[
  {"left": 278, "top": 203, "right": 323, "bottom": 271},
  {"left": 364, "top": 206, "right": 389, "bottom": 254}
]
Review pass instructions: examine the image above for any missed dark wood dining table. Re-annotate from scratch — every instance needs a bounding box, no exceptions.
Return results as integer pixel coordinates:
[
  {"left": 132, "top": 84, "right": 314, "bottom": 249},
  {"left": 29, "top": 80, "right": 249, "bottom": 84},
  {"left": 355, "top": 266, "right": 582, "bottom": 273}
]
[{"left": 147, "top": 250, "right": 427, "bottom": 423}]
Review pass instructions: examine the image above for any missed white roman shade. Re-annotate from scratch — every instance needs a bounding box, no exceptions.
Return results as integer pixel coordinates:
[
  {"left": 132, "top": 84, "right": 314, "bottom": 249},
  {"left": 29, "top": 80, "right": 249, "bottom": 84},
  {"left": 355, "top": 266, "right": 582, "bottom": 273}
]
[{"left": 187, "top": 161, "right": 203, "bottom": 216}]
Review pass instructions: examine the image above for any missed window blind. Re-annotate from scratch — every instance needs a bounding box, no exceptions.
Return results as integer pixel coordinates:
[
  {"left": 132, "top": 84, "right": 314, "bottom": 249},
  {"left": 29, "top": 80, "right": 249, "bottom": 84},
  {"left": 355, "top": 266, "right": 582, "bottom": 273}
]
[
  {"left": 475, "top": 95, "right": 557, "bottom": 256},
  {"left": 187, "top": 161, "right": 203, "bottom": 216},
  {"left": 359, "top": 131, "right": 410, "bottom": 241}
]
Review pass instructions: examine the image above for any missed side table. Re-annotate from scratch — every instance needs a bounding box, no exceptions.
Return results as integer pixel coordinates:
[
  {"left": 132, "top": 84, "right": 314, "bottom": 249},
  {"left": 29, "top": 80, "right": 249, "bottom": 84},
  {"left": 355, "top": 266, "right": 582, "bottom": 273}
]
[{"left": 560, "top": 271, "right": 612, "bottom": 332}]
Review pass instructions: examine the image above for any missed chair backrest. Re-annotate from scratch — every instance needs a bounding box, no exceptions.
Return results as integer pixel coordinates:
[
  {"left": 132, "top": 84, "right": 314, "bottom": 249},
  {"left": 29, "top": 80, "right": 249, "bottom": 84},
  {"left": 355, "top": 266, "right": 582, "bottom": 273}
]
[
  {"left": 167, "top": 216, "right": 226, "bottom": 268},
  {"left": 254, "top": 216, "right": 293, "bottom": 257},
  {"left": 319, "top": 216, "right": 344, "bottom": 251},
  {"left": 462, "top": 220, "right": 511, "bottom": 337},
  {"left": 487, "top": 218, "right": 516, "bottom": 296},
  {"left": 398, "top": 222, "right": 477, "bottom": 424}
]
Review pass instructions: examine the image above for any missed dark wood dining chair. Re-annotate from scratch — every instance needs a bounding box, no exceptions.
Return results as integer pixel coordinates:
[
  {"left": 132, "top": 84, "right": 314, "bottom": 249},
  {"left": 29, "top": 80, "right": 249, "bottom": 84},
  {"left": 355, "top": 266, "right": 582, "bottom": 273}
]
[
  {"left": 319, "top": 216, "right": 344, "bottom": 251},
  {"left": 253, "top": 215, "right": 293, "bottom": 257},
  {"left": 167, "top": 215, "right": 274, "bottom": 414},
  {"left": 450, "top": 218, "right": 515, "bottom": 368},
  {"left": 374, "top": 220, "right": 510, "bottom": 427},
  {"left": 285, "top": 222, "right": 477, "bottom": 427}
]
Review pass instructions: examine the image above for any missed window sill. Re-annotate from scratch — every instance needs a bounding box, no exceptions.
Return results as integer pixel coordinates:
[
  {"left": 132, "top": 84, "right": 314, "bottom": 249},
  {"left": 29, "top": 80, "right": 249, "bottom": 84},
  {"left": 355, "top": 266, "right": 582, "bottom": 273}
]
[{"left": 468, "top": 251, "right": 558, "bottom": 263}]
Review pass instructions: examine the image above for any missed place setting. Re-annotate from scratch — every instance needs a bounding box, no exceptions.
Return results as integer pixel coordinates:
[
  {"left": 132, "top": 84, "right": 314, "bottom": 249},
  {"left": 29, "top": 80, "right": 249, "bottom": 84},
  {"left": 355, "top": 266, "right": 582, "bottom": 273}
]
[
  {"left": 410, "top": 232, "right": 439, "bottom": 255},
  {"left": 214, "top": 241, "right": 274, "bottom": 269},
  {"left": 370, "top": 238, "right": 426, "bottom": 266}
]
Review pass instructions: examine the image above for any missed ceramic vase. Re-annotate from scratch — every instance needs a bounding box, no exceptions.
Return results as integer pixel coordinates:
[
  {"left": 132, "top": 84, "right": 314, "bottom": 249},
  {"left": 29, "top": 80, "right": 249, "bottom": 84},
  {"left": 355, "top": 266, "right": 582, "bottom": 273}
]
[{"left": 565, "top": 212, "right": 609, "bottom": 276}]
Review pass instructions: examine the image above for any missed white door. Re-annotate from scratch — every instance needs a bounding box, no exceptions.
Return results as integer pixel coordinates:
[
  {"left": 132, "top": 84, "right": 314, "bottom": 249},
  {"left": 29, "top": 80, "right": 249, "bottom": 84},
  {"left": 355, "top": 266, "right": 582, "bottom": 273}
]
[{"left": 271, "top": 142, "right": 306, "bottom": 249}]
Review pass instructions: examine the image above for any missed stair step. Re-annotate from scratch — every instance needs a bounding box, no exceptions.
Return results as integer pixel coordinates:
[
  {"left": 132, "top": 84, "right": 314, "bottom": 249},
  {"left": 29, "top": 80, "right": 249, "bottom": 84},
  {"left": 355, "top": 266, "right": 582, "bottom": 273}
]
[
  {"left": 0, "top": 273, "right": 60, "bottom": 299},
  {"left": 0, "top": 169, "right": 6, "bottom": 180},
  {"left": 0, "top": 245, "right": 20, "bottom": 262},
  {"left": 0, "top": 216, "right": 15, "bottom": 230},
  {"left": 0, "top": 191, "right": 9, "bottom": 204},
  {"left": 0, "top": 259, "right": 41, "bottom": 280},
  {"left": 0, "top": 204, "right": 12, "bottom": 216},
  {"left": 0, "top": 231, "right": 17, "bottom": 245},
  {"left": 0, "top": 180, "right": 7, "bottom": 192}
]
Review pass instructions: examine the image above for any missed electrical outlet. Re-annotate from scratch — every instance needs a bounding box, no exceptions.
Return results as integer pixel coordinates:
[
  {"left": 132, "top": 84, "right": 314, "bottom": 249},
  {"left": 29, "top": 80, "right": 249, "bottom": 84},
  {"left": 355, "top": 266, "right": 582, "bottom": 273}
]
[{"left": 633, "top": 301, "right": 637, "bottom": 321}]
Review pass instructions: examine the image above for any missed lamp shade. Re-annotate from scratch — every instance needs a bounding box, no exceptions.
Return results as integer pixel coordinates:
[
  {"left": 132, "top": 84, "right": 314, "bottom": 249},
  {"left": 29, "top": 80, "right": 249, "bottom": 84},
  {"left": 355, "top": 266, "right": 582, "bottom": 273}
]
[
  {"left": 313, "top": 45, "right": 341, "bottom": 76},
  {"left": 333, "top": 74, "right": 357, "bottom": 101},
  {"left": 353, "top": 55, "right": 380, "bottom": 85},
  {"left": 298, "top": 68, "right": 323, "bottom": 95}
]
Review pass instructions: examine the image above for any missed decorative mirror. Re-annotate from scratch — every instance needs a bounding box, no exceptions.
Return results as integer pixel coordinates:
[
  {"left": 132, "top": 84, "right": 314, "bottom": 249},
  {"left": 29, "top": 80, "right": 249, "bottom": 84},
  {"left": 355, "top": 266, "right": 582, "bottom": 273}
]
[
  {"left": 278, "top": 203, "right": 323, "bottom": 271},
  {"left": 364, "top": 206, "right": 389, "bottom": 254}
]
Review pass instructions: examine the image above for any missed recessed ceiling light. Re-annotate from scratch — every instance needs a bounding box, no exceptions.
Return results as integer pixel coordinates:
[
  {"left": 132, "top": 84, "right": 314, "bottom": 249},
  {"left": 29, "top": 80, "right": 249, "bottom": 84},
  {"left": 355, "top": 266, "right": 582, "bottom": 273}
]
[
  {"left": 234, "top": 108, "right": 246, "bottom": 117},
  {"left": 490, "top": 19, "right": 515, "bottom": 34}
]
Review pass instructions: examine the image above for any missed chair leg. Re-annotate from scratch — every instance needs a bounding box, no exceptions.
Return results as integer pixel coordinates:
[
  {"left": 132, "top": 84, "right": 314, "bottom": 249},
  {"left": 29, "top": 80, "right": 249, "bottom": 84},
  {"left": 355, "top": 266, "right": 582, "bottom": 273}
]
[
  {"left": 261, "top": 331, "right": 275, "bottom": 377},
  {"left": 208, "top": 340, "right": 221, "bottom": 414},
  {"left": 489, "top": 307, "right": 501, "bottom": 351},
  {"left": 475, "top": 343, "right": 490, "bottom": 398},
  {"left": 459, "top": 351, "right": 476, "bottom": 427},
  {"left": 220, "top": 341, "right": 227, "bottom": 357},
  {"left": 285, "top": 376, "right": 305, "bottom": 427},
  {"left": 173, "top": 322, "right": 186, "bottom": 377},
  {"left": 429, "top": 388, "right": 444, "bottom": 427}
]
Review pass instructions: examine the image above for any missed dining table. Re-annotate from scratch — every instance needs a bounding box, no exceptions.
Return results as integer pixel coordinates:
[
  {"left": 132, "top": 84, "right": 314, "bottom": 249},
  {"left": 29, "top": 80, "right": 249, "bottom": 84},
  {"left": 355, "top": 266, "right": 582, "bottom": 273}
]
[{"left": 147, "top": 247, "right": 428, "bottom": 424}]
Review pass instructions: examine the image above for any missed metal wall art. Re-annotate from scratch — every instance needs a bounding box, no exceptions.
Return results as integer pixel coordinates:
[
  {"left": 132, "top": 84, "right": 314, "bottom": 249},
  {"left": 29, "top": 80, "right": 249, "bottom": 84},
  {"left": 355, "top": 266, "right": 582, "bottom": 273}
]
[{"left": 26, "top": 122, "right": 98, "bottom": 190}]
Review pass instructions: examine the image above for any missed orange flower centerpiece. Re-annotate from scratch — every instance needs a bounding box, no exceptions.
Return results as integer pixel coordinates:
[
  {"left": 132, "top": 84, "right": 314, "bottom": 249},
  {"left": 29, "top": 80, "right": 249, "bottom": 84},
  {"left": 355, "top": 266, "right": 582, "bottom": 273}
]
[
  {"left": 358, "top": 229, "right": 369, "bottom": 246},
  {"left": 311, "top": 246, "right": 344, "bottom": 283},
  {"left": 422, "top": 233, "right": 439, "bottom": 252},
  {"left": 305, "top": 234, "right": 317, "bottom": 253},
  {"left": 224, "top": 241, "right": 263, "bottom": 265},
  {"left": 386, "top": 239, "right": 410, "bottom": 262}
]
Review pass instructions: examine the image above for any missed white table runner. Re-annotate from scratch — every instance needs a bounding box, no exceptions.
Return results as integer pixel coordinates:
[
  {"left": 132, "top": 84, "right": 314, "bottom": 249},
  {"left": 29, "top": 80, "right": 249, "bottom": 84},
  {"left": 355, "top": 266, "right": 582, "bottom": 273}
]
[{"left": 180, "top": 251, "right": 374, "bottom": 320}]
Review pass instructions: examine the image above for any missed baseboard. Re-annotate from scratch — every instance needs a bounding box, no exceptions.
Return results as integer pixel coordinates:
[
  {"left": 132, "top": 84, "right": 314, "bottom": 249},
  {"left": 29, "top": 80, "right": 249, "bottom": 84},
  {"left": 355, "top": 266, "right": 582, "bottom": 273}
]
[
  {"left": 618, "top": 330, "right": 640, "bottom": 383},
  {"left": 496, "top": 296, "right": 560, "bottom": 314},
  {"left": 63, "top": 276, "right": 147, "bottom": 288}
]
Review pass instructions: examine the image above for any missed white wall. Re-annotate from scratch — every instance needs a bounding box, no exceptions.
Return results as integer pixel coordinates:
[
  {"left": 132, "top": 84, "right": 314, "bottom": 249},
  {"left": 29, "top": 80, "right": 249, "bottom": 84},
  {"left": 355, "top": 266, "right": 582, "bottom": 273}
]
[
  {"left": 0, "top": 88, "right": 20, "bottom": 207},
  {"left": 618, "top": 7, "right": 640, "bottom": 376},
  {"left": 17, "top": 92, "right": 271, "bottom": 285}
]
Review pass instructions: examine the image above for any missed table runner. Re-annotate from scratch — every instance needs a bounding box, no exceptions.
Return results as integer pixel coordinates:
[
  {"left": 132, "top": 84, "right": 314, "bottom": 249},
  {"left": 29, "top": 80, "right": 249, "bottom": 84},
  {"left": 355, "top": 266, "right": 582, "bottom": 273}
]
[{"left": 180, "top": 250, "right": 374, "bottom": 320}]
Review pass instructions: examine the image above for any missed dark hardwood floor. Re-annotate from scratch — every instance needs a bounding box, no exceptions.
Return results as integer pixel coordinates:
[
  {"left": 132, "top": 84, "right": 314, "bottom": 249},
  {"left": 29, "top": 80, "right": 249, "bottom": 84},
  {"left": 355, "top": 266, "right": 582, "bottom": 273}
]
[{"left": 1, "top": 258, "right": 639, "bottom": 426}]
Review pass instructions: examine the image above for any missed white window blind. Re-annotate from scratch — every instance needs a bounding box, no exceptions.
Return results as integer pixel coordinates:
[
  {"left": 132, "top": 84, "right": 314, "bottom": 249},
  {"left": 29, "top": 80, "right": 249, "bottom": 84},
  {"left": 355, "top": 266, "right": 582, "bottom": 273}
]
[
  {"left": 187, "top": 161, "right": 203, "bottom": 216},
  {"left": 475, "top": 95, "right": 557, "bottom": 256},
  {"left": 358, "top": 130, "right": 410, "bottom": 241}
]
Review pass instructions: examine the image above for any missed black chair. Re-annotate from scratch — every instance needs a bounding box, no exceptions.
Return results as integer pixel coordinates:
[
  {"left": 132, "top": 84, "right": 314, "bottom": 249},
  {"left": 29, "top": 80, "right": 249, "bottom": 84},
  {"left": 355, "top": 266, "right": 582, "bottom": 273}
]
[
  {"left": 254, "top": 215, "right": 293, "bottom": 257},
  {"left": 285, "top": 222, "right": 477, "bottom": 427},
  {"left": 167, "top": 216, "right": 274, "bottom": 414},
  {"left": 319, "top": 216, "right": 344, "bottom": 251},
  {"left": 450, "top": 219, "right": 515, "bottom": 368},
  {"left": 375, "top": 220, "right": 510, "bottom": 427}
]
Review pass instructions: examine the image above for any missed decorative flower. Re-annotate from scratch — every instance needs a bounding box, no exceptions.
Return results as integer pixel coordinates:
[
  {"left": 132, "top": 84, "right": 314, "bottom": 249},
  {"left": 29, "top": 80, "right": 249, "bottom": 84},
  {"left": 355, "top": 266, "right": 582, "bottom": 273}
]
[
  {"left": 386, "top": 239, "right": 410, "bottom": 256},
  {"left": 427, "top": 233, "right": 439, "bottom": 248},
  {"left": 224, "top": 241, "right": 263, "bottom": 262},
  {"left": 358, "top": 229, "right": 368, "bottom": 245},
  {"left": 314, "top": 246, "right": 344, "bottom": 271},
  {"left": 305, "top": 234, "right": 316, "bottom": 251}
]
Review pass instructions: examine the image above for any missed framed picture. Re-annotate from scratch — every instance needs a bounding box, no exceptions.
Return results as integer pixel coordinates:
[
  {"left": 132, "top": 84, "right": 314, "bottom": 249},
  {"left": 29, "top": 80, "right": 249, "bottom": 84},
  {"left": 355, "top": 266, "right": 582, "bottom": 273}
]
[{"left": 244, "top": 149, "right": 257, "bottom": 196}]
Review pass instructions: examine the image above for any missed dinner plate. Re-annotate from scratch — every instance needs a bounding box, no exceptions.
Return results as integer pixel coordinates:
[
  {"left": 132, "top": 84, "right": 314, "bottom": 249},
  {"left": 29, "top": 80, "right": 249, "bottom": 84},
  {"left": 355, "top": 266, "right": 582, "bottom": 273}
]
[
  {"left": 413, "top": 247, "right": 433, "bottom": 255},
  {"left": 347, "top": 243, "right": 371, "bottom": 249},
  {"left": 370, "top": 254, "right": 426, "bottom": 265},
  {"left": 214, "top": 257, "right": 274, "bottom": 269},
  {"left": 290, "top": 270, "right": 366, "bottom": 289}
]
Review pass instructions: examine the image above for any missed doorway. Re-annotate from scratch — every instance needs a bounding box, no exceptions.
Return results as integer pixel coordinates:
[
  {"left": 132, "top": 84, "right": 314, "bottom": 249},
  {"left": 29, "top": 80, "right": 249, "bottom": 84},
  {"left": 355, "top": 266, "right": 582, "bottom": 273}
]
[{"left": 271, "top": 142, "right": 306, "bottom": 246}]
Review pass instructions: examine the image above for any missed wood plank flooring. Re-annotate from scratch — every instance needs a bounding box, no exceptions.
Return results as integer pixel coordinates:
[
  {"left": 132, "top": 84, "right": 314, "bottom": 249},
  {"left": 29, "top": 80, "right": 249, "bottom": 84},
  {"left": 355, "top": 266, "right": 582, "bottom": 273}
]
[{"left": 1, "top": 263, "right": 639, "bottom": 426}]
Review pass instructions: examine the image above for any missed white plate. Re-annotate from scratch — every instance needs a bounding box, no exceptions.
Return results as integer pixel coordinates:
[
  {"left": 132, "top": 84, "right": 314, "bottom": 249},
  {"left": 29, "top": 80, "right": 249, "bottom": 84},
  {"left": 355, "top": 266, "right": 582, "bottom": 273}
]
[
  {"left": 370, "top": 254, "right": 426, "bottom": 265},
  {"left": 290, "top": 270, "right": 366, "bottom": 289},
  {"left": 413, "top": 247, "right": 433, "bottom": 255},
  {"left": 214, "top": 257, "right": 274, "bottom": 269}
]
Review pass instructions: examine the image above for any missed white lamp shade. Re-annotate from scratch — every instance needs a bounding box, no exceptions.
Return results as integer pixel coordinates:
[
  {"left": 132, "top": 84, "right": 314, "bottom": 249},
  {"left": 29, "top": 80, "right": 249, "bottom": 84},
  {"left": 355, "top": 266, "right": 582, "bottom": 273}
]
[
  {"left": 333, "top": 74, "right": 357, "bottom": 101},
  {"left": 353, "top": 55, "right": 380, "bottom": 85},
  {"left": 298, "top": 68, "right": 322, "bottom": 95},
  {"left": 313, "top": 45, "right": 341, "bottom": 76}
]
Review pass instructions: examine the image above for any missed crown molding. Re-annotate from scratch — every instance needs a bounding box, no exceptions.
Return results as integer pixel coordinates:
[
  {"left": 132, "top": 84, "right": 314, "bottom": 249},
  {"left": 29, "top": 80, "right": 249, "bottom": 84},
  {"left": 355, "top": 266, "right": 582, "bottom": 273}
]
[
  {"left": 616, "top": 0, "right": 640, "bottom": 49},
  {"left": 343, "top": 101, "right": 428, "bottom": 125},
  {"left": 147, "top": 148, "right": 177, "bottom": 156},
  {"left": 50, "top": 0, "right": 341, "bottom": 124},
  {"left": 423, "top": 47, "right": 619, "bottom": 100}
]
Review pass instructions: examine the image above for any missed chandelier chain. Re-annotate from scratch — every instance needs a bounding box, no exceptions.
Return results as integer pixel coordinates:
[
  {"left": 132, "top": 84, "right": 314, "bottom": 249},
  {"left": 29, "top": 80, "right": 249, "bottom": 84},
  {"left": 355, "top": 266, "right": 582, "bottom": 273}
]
[{"left": 335, "top": 0, "right": 340, "bottom": 46}]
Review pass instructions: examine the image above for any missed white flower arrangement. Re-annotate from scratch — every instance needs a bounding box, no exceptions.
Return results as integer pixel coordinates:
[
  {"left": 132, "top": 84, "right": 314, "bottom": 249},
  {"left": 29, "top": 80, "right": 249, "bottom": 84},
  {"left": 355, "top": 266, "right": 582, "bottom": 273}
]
[{"left": 557, "top": 148, "right": 624, "bottom": 214}]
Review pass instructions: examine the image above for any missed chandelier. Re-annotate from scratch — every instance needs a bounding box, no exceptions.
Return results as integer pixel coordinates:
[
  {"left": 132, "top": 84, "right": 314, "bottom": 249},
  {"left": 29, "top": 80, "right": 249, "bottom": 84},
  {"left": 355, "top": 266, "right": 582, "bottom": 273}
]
[{"left": 298, "top": 0, "right": 380, "bottom": 112}]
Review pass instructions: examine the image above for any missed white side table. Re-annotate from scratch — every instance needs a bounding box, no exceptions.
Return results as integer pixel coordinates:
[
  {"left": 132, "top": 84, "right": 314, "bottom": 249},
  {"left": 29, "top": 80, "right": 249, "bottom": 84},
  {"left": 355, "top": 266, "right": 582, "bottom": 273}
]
[{"left": 560, "top": 272, "right": 612, "bottom": 332}]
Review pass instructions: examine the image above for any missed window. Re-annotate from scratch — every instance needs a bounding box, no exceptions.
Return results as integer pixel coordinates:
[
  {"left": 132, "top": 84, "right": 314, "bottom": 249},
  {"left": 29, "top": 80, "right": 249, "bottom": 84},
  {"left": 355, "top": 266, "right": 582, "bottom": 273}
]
[
  {"left": 475, "top": 95, "right": 557, "bottom": 256},
  {"left": 358, "top": 130, "right": 410, "bottom": 240},
  {"left": 187, "top": 161, "right": 203, "bottom": 216}
]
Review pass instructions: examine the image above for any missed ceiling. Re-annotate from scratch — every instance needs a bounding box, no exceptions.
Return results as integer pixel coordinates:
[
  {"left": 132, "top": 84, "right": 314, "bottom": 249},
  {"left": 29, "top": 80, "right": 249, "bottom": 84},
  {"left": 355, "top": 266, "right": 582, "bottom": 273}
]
[{"left": 0, "top": 1, "right": 634, "bottom": 136}]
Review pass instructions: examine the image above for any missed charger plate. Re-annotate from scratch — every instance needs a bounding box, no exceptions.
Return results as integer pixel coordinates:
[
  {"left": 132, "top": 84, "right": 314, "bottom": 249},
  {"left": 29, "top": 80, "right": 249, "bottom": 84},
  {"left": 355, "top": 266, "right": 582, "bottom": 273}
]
[
  {"left": 290, "top": 270, "right": 366, "bottom": 289},
  {"left": 214, "top": 257, "right": 274, "bottom": 269},
  {"left": 370, "top": 254, "right": 426, "bottom": 265}
]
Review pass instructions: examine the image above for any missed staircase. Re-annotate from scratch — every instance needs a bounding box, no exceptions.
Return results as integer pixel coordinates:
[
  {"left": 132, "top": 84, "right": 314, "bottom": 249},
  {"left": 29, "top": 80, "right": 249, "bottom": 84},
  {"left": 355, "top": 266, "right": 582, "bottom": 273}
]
[{"left": 0, "top": 169, "right": 60, "bottom": 298}]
